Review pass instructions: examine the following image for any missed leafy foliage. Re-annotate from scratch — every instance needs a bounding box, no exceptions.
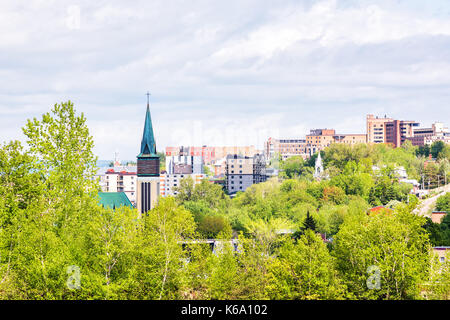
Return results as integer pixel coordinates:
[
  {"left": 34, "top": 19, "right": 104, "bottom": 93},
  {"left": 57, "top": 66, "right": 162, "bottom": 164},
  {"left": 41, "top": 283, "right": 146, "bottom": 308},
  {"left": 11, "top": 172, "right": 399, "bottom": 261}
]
[{"left": 1, "top": 101, "right": 449, "bottom": 300}]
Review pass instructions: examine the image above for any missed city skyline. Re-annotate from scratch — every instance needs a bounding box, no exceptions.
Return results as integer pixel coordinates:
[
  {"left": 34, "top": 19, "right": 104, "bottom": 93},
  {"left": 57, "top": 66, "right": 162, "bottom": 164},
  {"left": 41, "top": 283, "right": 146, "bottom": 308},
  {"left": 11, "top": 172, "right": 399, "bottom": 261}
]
[{"left": 1, "top": 0, "right": 450, "bottom": 159}]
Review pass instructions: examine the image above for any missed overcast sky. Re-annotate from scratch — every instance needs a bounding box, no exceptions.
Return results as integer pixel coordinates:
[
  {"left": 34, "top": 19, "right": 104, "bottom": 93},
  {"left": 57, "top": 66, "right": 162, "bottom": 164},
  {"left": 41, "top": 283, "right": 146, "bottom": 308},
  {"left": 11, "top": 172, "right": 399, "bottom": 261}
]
[{"left": 1, "top": 0, "right": 450, "bottom": 160}]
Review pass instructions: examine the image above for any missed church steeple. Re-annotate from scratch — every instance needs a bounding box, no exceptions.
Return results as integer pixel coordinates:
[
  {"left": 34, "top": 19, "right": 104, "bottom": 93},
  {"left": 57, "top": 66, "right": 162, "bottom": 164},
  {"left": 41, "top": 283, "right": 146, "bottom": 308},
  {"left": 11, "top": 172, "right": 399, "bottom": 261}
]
[
  {"left": 136, "top": 93, "right": 161, "bottom": 214},
  {"left": 139, "top": 92, "right": 157, "bottom": 156}
]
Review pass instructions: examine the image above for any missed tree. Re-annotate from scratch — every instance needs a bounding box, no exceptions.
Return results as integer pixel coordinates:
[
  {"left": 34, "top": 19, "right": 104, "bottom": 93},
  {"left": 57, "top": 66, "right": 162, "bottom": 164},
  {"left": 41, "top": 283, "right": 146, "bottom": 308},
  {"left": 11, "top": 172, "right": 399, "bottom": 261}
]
[
  {"left": 431, "top": 141, "right": 445, "bottom": 159},
  {"left": 280, "top": 156, "right": 307, "bottom": 178},
  {"left": 203, "top": 165, "right": 213, "bottom": 177},
  {"left": 175, "top": 178, "right": 228, "bottom": 209},
  {"left": 1, "top": 101, "right": 101, "bottom": 299},
  {"left": 322, "top": 144, "right": 374, "bottom": 171},
  {"left": 330, "top": 161, "right": 374, "bottom": 200},
  {"left": 322, "top": 186, "right": 347, "bottom": 205},
  {"left": 157, "top": 151, "right": 166, "bottom": 172},
  {"left": 423, "top": 217, "right": 443, "bottom": 246},
  {"left": 198, "top": 216, "right": 231, "bottom": 239},
  {"left": 124, "top": 197, "right": 197, "bottom": 300},
  {"left": 293, "top": 211, "right": 317, "bottom": 240},
  {"left": 22, "top": 101, "right": 98, "bottom": 229},
  {"left": 436, "top": 193, "right": 450, "bottom": 212},
  {"left": 174, "top": 176, "right": 195, "bottom": 203},
  {"left": 265, "top": 230, "right": 346, "bottom": 299},
  {"left": 203, "top": 240, "right": 241, "bottom": 299},
  {"left": 416, "top": 145, "right": 430, "bottom": 158},
  {"left": 427, "top": 251, "right": 450, "bottom": 299},
  {"left": 333, "top": 207, "right": 430, "bottom": 299},
  {"left": 302, "top": 211, "right": 317, "bottom": 232}
]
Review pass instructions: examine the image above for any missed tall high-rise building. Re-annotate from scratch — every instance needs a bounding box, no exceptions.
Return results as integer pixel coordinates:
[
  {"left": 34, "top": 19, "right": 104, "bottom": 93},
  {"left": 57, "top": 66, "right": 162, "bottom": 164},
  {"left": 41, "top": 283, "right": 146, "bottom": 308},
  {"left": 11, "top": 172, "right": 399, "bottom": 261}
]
[
  {"left": 136, "top": 98, "right": 160, "bottom": 214},
  {"left": 366, "top": 114, "right": 419, "bottom": 147},
  {"left": 385, "top": 119, "right": 419, "bottom": 147},
  {"left": 366, "top": 114, "right": 393, "bottom": 144}
]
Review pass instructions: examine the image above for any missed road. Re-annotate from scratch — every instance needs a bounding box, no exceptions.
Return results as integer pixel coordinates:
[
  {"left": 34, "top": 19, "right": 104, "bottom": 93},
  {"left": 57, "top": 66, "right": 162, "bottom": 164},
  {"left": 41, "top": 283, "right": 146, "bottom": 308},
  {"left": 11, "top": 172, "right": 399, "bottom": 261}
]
[{"left": 413, "top": 183, "right": 450, "bottom": 217}]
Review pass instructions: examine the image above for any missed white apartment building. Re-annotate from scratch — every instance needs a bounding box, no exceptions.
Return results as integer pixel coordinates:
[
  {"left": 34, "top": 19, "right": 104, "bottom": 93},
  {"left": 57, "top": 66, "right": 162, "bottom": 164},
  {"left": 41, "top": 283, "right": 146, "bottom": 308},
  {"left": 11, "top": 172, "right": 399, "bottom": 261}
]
[
  {"left": 160, "top": 173, "right": 206, "bottom": 197},
  {"left": 97, "top": 166, "right": 138, "bottom": 205},
  {"left": 165, "top": 155, "right": 204, "bottom": 174}
]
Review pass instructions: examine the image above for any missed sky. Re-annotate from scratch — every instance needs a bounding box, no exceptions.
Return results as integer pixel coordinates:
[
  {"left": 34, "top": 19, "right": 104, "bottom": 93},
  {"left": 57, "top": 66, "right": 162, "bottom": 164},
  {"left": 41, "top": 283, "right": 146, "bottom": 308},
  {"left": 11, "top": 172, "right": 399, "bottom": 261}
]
[{"left": 1, "top": 0, "right": 450, "bottom": 160}]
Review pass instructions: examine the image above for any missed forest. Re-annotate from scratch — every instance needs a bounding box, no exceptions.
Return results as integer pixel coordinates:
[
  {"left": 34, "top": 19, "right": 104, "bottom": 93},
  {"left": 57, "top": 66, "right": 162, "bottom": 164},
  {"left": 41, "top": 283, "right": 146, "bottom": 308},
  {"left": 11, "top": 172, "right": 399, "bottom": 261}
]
[{"left": 0, "top": 101, "right": 449, "bottom": 300}]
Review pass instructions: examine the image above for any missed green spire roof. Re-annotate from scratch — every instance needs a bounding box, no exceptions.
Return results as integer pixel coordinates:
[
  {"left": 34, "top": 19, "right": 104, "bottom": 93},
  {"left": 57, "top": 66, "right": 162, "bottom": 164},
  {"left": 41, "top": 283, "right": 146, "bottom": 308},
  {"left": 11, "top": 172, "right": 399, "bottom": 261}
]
[
  {"left": 98, "top": 192, "right": 133, "bottom": 210},
  {"left": 139, "top": 103, "right": 157, "bottom": 156}
]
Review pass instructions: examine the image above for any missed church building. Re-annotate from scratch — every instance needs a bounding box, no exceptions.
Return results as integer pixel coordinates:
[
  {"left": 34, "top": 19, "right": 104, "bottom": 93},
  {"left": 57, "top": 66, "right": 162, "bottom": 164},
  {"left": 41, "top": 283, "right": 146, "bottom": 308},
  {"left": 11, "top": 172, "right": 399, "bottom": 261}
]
[{"left": 136, "top": 95, "right": 160, "bottom": 214}]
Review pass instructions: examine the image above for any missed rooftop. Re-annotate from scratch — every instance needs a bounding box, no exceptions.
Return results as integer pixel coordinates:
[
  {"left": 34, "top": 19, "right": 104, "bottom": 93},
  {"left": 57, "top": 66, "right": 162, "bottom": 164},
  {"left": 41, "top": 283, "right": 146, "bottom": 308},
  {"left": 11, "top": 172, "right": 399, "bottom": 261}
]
[{"left": 98, "top": 192, "right": 133, "bottom": 210}]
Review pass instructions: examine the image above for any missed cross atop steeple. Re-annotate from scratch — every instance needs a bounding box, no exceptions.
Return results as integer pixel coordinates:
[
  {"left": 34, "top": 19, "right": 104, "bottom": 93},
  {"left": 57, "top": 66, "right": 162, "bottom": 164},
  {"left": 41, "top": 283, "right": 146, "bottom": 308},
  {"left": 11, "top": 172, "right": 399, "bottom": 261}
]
[{"left": 146, "top": 91, "right": 151, "bottom": 106}]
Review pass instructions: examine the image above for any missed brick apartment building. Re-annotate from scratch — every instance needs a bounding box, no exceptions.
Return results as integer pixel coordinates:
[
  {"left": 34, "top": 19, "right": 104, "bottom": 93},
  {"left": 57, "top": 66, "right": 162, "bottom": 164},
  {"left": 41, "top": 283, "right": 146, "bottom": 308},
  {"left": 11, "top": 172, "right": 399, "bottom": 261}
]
[
  {"left": 306, "top": 129, "right": 366, "bottom": 156},
  {"left": 366, "top": 114, "right": 419, "bottom": 147},
  {"left": 265, "top": 137, "right": 308, "bottom": 161}
]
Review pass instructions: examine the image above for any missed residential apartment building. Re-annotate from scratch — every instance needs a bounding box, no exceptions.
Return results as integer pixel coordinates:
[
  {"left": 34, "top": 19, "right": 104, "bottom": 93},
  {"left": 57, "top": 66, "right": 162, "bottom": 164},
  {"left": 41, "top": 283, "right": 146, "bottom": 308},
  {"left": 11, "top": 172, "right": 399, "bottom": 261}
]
[
  {"left": 225, "top": 154, "right": 266, "bottom": 195},
  {"left": 159, "top": 173, "right": 206, "bottom": 197},
  {"left": 165, "top": 146, "right": 258, "bottom": 165},
  {"left": 165, "top": 155, "right": 204, "bottom": 175},
  {"left": 98, "top": 167, "right": 138, "bottom": 205},
  {"left": 214, "top": 146, "right": 258, "bottom": 160},
  {"left": 306, "top": 129, "right": 366, "bottom": 155},
  {"left": 161, "top": 154, "right": 206, "bottom": 196},
  {"left": 265, "top": 137, "right": 308, "bottom": 161},
  {"left": 213, "top": 157, "right": 227, "bottom": 177}
]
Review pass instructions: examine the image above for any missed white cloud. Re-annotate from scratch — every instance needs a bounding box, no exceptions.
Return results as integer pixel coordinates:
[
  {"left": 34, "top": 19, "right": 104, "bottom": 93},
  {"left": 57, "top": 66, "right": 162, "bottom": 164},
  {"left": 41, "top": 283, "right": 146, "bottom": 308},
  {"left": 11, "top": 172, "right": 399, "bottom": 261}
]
[{"left": 0, "top": 0, "right": 449, "bottom": 159}]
